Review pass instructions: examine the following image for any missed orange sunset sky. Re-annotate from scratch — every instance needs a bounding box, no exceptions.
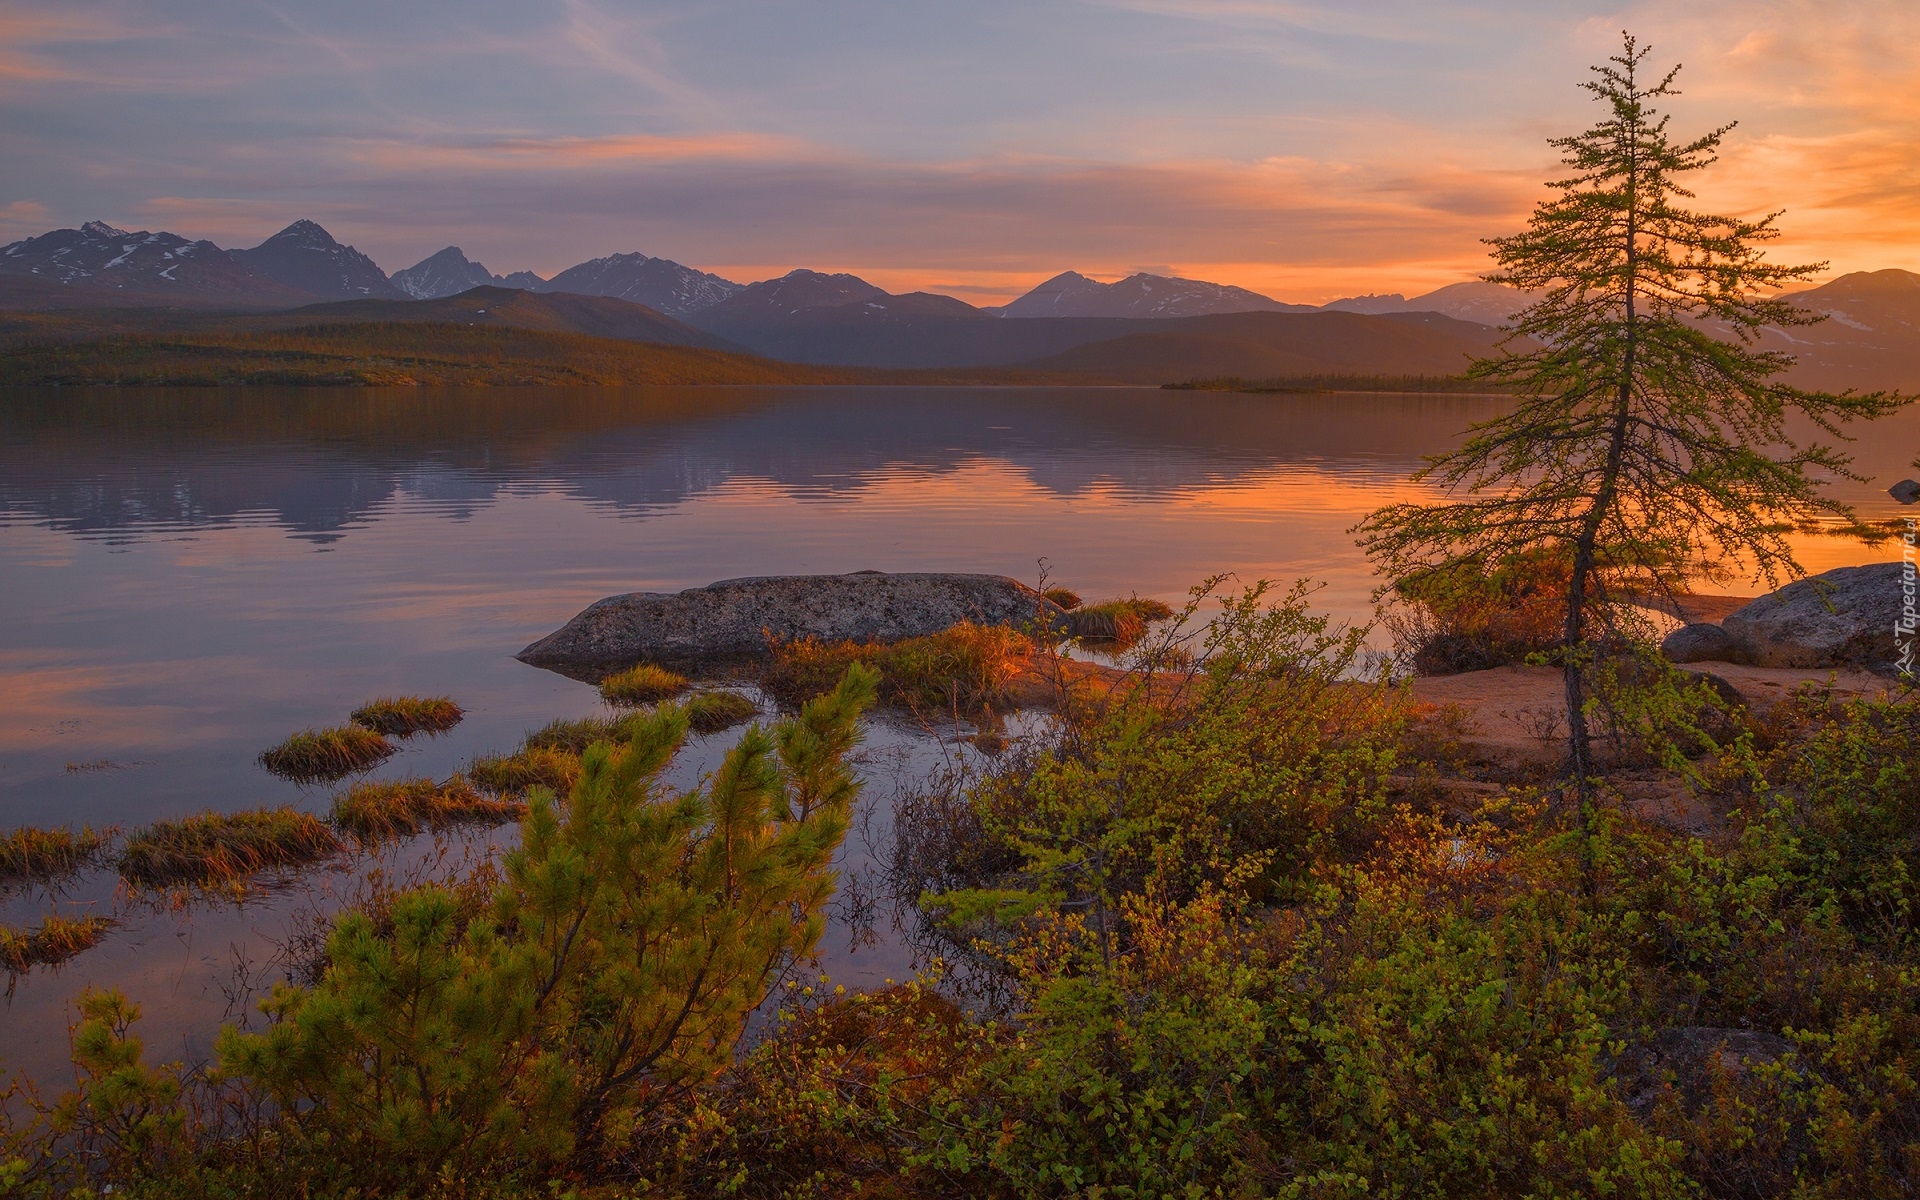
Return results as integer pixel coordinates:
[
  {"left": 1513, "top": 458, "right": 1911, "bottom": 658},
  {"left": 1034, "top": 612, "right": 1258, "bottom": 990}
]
[{"left": 3, "top": 1, "right": 1916, "bottom": 304}]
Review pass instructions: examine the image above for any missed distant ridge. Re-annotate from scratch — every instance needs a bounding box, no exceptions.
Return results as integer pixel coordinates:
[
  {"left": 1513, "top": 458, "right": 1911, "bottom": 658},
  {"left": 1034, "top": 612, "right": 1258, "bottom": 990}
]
[
  {"left": 1322, "top": 281, "right": 1528, "bottom": 326},
  {"left": 1015, "top": 310, "right": 1516, "bottom": 383},
  {"left": 268, "top": 285, "right": 737, "bottom": 350},
  {"left": 1003, "top": 270, "right": 1312, "bottom": 318},
  {"left": 1766, "top": 269, "right": 1920, "bottom": 391}
]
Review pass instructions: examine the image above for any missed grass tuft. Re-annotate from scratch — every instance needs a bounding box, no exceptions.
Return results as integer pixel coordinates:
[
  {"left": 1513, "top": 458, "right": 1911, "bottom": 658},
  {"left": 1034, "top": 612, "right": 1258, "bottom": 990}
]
[
  {"left": 349, "top": 696, "right": 464, "bottom": 737},
  {"left": 260, "top": 726, "right": 397, "bottom": 784},
  {"left": 468, "top": 747, "right": 583, "bottom": 798},
  {"left": 0, "top": 914, "right": 114, "bottom": 974},
  {"left": 1069, "top": 597, "right": 1175, "bottom": 647},
  {"left": 330, "top": 777, "right": 524, "bottom": 842},
  {"left": 686, "top": 690, "right": 760, "bottom": 735},
  {"left": 598, "top": 663, "right": 690, "bottom": 708},
  {"left": 1042, "top": 587, "right": 1083, "bottom": 610},
  {"left": 0, "top": 826, "right": 115, "bottom": 886},
  {"left": 523, "top": 714, "right": 645, "bottom": 754},
  {"left": 119, "top": 808, "right": 342, "bottom": 887},
  {"left": 766, "top": 622, "right": 1031, "bottom": 713}
]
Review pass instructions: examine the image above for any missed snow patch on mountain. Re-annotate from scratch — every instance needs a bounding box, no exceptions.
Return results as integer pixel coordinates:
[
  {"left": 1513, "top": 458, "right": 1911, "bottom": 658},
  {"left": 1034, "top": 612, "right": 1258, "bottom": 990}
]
[{"left": 536, "top": 252, "right": 742, "bottom": 316}]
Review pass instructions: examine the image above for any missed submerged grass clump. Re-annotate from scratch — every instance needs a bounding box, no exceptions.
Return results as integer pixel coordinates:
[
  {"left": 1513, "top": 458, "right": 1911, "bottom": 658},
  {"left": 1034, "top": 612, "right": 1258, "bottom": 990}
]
[
  {"left": 522, "top": 713, "right": 647, "bottom": 754},
  {"left": 0, "top": 825, "right": 115, "bottom": 886},
  {"left": 1068, "top": 596, "right": 1175, "bottom": 647},
  {"left": 119, "top": 808, "right": 342, "bottom": 887},
  {"left": 349, "top": 696, "right": 464, "bottom": 737},
  {"left": 330, "top": 777, "right": 524, "bottom": 842},
  {"left": 0, "top": 914, "right": 114, "bottom": 974},
  {"left": 686, "top": 690, "right": 759, "bottom": 735},
  {"left": 260, "top": 726, "right": 396, "bottom": 784},
  {"left": 598, "top": 663, "right": 690, "bottom": 707},
  {"left": 766, "top": 622, "right": 1031, "bottom": 713},
  {"left": 467, "top": 747, "right": 582, "bottom": 798}
]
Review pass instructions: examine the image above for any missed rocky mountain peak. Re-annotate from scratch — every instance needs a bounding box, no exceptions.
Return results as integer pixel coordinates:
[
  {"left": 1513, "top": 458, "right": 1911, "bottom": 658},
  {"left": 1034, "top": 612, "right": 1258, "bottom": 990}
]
[
  {"left": 231, "top": 220, "right": 401, "bottom": 300},
  {"left": 392, "top": 246, "right": 507, "bottom": 300}
]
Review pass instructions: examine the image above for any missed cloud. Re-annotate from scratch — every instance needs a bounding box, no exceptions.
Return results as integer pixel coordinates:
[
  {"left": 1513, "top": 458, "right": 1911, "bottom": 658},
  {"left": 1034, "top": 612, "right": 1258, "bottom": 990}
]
[
  {"left": 3, "top": 1, "right": 1916, "bottom": 301},
  {"left": 0, "top": 199, "right": 51, "bottom": 239},
  {"left": 92, "top": 137, "right": 1538, "bottom": 300}
]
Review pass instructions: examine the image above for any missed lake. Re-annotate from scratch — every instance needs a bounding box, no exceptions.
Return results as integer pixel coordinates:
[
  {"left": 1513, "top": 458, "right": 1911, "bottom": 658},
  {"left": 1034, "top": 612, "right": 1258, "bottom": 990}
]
[{"left": 0, "top": 384, "right": 1908, "bottom": 1089}]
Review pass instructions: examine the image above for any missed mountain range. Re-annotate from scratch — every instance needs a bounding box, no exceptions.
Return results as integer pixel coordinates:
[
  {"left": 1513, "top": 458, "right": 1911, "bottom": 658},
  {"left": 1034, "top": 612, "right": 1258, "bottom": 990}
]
[
  {"left": 1000, "top": 270, "right": 1317, "bottom": 318},
  {"left": 1, "top": 217, "right": 1515, "bottom": 323},
  {"left": 2, "top": 217, "right": 1916, "bottom": 388}
]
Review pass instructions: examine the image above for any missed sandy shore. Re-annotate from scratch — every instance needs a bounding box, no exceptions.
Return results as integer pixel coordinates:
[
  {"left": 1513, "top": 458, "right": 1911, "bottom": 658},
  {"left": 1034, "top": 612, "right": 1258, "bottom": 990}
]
[{"left": 1410, "top": 661, "right": 1896, "bottom": 762}]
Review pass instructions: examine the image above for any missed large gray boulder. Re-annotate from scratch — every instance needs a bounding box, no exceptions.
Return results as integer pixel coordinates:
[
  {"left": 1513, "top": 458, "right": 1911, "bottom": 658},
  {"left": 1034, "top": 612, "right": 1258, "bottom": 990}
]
[
  {"left": 518, "top": 571, "right": 1068, "bottom": 679},
  {"left": 1714, "top": 562, "right": 1909, "bottom": 674}
]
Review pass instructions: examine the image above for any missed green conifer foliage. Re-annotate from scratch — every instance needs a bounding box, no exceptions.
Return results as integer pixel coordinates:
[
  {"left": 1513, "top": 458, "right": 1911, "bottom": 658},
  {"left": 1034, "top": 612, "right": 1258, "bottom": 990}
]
[
  {"left": 215, "top": 663, "right": 879, "bottom": 1179},
  {"left": 1359, "top": 33, "right": 1906, "bottom": 795}
]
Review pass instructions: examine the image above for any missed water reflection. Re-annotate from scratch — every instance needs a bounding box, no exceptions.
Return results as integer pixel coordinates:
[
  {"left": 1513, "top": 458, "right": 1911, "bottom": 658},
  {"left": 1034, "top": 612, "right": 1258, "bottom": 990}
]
[{"left": 0, "top": 385, "right": 1499, "bottom": 540}]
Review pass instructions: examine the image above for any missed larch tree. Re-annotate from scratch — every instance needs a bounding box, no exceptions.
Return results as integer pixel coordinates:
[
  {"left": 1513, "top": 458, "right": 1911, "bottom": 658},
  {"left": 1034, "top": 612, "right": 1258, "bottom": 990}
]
[{"left": 1358, "top": 34, "right": 1904, "bottom": 797}]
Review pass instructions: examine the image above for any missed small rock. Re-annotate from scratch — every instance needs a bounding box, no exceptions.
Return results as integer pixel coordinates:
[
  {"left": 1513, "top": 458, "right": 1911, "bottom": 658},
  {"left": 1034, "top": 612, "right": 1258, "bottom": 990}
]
[
  {"left": 1662, "top": 622, "right": 1735, "bottom": 664},
  {"left": 1890, "top": 479, "right": 1920, "bottom": 504},
  {"left": 1687, "top": 670, "right": 1747, "bottom": 710}
]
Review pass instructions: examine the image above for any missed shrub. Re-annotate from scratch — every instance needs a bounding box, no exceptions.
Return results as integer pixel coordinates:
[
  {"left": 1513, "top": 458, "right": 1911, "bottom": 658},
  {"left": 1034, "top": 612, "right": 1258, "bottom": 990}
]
[
  {"left": 0, "top": 826, "right": 114, "bottom": 886},
  {"left": 214, "top": 665, "right": 880, "bottom": 1181},
  {"left": 1386, "top": 546, "right": 1572, "bottom": 674},
  {"left": 0, "top": 914, "right": 113, "bottom": 974},
  {"left": 349, "top": 695, "right": 464, "bottom": 737},
  {"left": 329, "top": 777, "right": 524, "bottom": 842},
  {"left": 686, "top": 689, "right": 759, "bottom": 735},
  {"left": 259, "top": 726, "right": 396, "bottom": 784},
  {"left": 466, "top": 746, "right": 581, "bottom": 797},
  {"left": 598, "top": 663, "right": 689, "bottom": 707},
  {"left": 917, "top": 581, "right": 1404, "bottom": 914},
  {"left": 119, "top": 808, "right": 341, "bottom": 887},
  {"left": 633, "top": 979, "right": 995, "bottom": 1197},
  {"left": 765, "top": 621, "right": 1032, "bottom": 713}
]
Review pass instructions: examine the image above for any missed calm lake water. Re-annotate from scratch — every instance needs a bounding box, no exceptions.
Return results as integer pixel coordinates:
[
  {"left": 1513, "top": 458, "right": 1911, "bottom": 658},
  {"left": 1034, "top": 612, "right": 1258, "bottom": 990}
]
[{"left": 1, "top": 384, "right": 1909, "bottom": 1089}]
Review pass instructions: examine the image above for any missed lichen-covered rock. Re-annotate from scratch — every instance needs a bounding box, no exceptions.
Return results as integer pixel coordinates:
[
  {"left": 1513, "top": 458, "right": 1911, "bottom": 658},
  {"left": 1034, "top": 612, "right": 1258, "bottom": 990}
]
[
  {"left": 518, "top": 571, "right": 1069, "bottom": 679},
  {"left": 1661, "top": 621, "right": 1736, "bottom": 664},
  {"left": 1719, "top": 562, "right": 1907, "bottom": 675},
  {"left": 1613, "top": 1026, "right": 1801, "bottom": 1116}
]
